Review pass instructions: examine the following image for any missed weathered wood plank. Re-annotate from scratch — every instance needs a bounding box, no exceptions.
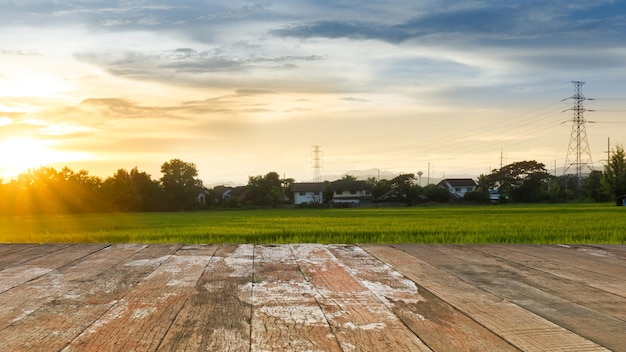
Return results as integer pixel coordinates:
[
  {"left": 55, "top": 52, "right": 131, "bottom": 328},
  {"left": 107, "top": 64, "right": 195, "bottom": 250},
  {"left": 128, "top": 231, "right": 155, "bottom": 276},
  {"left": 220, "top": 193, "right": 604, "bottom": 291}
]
[
  {"left": 480, "top": 245, "right": 626, "bottom": 298},
  {"left": 0, "top": 244, "right": 34, "bottom": 261},
  {"left": 591, "top": 244, "right": 626, "bottom": 256},
  {"left": 364, "top": 244, "right": 609, "bottom": 352},
  {"left": 0, "top": 244, "right": 71, "bottom": 270},
  {"left": 61, "top": 245, "right": 213, "bottom": 351},
  {"left": 330, "top": 245, "right": 520, "bottom": 352},
  {"left": 157, "top": 244, "right": 252, "bottom": 352},
  {"left": 569, "top": 244, "right": 626, "bottom": 260},
  {"left": 251, "top": 244, "right": 341, "bottom": 352},
  {"left": 0, "top": 244, "right": 179, "bottom": 351},
  {"left": 292, "top": 244, "right": 432, "bottom": 352},
  {"left": 0, "top": 244, "right": 109, "bottom": 294},
  {"left": 408, "top": 245, "right": 626, "bottom": 351},
  {"left": 0, "top": 244, "right": 145, "bottom": 331},
  {"left": 537, "top": 245, "right": 626, "bottom": 270},
  {"left": 467, "top": 245, "right": 626, "bottom": 322}
]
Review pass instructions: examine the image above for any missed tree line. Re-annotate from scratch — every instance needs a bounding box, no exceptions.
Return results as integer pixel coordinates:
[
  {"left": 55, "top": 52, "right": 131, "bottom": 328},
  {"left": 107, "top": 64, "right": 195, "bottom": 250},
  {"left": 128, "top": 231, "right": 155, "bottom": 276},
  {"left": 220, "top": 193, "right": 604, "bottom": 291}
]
[
  {"left": 0, "top": 159, "right": 203, "bottom": 215},
  {"left": 1, "top": 144, "right": 625, "bottom": 215},
  {"left": 470, "top": 145, "right": 626, "bottom": 204}
]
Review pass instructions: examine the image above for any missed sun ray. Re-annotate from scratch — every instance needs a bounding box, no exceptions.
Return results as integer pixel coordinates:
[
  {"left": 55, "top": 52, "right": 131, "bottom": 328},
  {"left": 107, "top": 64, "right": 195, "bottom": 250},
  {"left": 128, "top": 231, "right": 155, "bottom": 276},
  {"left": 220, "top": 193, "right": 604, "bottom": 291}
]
[{"left": 0, "top": 137, "right": 90, "bottom": 181}]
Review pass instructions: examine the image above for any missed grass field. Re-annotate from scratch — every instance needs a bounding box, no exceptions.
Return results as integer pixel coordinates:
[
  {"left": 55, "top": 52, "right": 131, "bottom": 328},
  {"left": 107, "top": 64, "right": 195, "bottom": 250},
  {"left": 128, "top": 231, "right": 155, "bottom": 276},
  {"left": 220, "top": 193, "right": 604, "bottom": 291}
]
[{"left": 1, "top": 203, "right": 624, "bottom": 244}]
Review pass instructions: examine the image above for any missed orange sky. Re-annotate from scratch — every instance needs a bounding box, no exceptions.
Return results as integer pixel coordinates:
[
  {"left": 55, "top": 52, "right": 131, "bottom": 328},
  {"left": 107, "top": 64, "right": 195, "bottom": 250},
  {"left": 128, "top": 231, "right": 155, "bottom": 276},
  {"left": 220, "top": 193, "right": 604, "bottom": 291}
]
[{"left": 2, "top": 1, "right": 626, "bottom": 184}]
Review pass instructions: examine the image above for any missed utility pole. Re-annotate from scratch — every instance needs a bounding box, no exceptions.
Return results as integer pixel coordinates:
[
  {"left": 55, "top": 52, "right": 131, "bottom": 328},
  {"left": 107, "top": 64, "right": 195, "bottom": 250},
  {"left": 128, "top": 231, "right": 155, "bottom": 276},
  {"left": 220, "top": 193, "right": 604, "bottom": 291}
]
[
  {"left": 312, "top": 146, "right": 322, "bottom": 182},
  {"left": 563, "top": 81, "right": 594, "bottom": 190}
]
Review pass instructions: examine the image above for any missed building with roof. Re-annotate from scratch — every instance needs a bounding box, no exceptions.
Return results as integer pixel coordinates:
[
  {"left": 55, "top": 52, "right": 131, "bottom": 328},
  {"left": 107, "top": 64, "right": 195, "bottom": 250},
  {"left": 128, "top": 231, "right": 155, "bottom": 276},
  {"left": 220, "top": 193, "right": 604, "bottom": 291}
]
[
  {"left": 437, "top": 178, "right": 477, "bottom": 199},
  {"left": 292, "top": 182, "right": 326, "bottom": 205}
]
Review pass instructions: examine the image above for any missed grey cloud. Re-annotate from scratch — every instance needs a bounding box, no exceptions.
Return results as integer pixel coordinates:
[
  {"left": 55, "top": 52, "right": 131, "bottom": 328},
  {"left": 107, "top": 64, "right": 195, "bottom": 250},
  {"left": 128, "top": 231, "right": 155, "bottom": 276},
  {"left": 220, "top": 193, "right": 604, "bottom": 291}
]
[
  {"left": 271, "top": 2, "right": 626, "bottom": 44},
  {"left": 0, "top": 0, "right": 272, "bottom": 36},
  {"left": 76, "top": 48, "right": 325, "bottom": 84},
  {"left": 197, "top": 3, "right": 272, "bottom": 21}
]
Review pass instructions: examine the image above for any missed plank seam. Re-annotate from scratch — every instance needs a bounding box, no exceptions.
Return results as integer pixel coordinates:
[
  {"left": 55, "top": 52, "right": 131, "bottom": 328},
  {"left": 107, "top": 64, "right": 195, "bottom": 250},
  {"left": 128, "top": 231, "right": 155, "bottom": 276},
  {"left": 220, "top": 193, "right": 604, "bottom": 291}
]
[
  {"left": 154, "top": 245, "right": 219, "bottom": 351},
  {"left": 250, "top": 244, "right": 256, "bottom": 352},
  {"left": 288, "top": 244, "right": 345, "bottom": 352},
  {"left": 486, "top": 245, "right": 626, "bottom": 298},
  {"left": 376, "top": 245, "right": 524, "bottom": 352},
  {"left": 61, "top": 245, "right": 180, "bottom": 351}
]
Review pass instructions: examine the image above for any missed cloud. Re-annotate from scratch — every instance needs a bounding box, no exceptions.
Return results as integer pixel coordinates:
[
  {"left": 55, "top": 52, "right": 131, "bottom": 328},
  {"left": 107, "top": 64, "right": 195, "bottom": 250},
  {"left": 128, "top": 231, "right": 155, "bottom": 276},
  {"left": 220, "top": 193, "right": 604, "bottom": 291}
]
[
  {"left": 0, "top": 123, "right": 41, "bottom": 139},
  {"left": 78, "top": 98, "right": 188, "bottom": 120},
  {"left": 235, "top": 88, "right": 275, "bottom": 96},
  {"left": 340, "top": 97, "right": 369, "bottom": 102},
  {"left": 74, "top": 48, "right": 326, "bottom": 90},
  {"left": 271, "top": 2, "right": 626, "bottom": 44},
  {"left": 0, "top": 50, "right": 42, "bottom": 56}
]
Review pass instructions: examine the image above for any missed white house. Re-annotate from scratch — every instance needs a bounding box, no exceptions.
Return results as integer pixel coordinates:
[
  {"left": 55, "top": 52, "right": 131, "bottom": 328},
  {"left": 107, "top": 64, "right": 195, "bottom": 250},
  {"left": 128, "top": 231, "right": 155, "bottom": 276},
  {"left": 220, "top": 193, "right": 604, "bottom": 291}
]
[
  {"left": 437, "top": 178, "right": 477, "bottom": 199},
  {"left": 292, "top": 182, "right": 326, "bottom": 205},
  {"left": 331, "top": 180, "right": 372, "bottom": 204}
]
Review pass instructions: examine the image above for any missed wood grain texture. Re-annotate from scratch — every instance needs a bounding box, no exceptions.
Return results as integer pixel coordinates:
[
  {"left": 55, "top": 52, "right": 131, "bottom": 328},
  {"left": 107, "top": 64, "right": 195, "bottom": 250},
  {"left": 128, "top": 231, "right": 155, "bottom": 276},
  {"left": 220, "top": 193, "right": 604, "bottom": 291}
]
[
  {"left": 251, "top": 244, "right": 341, "bottom": 352},
  {"left": 328, "top": 245, "right": 520, "bottom": 352},
  {"left": 400, "top": 244, "right": 626, "bottom": 351},
  {"left": 0, "top": 244, "right": 175, "bottom": 352},
  {"left": 61, "top": 245, "right": 210, "bottom": 351},
  {"left": 158, "top": 244, "right": 252, "bottom": 352},
  {"left": 292, "top": 244, "right": 432, "bottom": 352},
  {"left": 0, "top": 244, "right": 624, "bottom": 352},
  {"left": 479, "top": 244, "right": 626, "bottom": 298},
  {"left": 363, "top": 244, "right": 610, "bottom": 352},
  {"left": 0, "top": 244, "right": 146, "bottom": 332}
]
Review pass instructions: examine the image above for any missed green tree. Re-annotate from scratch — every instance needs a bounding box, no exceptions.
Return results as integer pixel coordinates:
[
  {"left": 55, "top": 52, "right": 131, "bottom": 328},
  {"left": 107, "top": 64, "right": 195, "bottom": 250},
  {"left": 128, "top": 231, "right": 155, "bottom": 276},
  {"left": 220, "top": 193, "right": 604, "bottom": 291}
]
[
  {"left": 423, "top": 184, "right": 450, "bottom": 202},
  {"left": 103, "top": 167, "right": 161, "bottom": 212},
  {"left": 130, "top": 167, "right": 162, "bottom": 211},
  {"left": 390, "top": 173, "right": 420, "bottom": 206},
  {"left": 322, "top": 181, "right": 334, "bottom": 204},
  {"left": 484, "top": 160, "right": 550, "bottom": 202},
  {"left": 371, "top": 179, "right": 392, "bottom": 200},
  {"left": 341, "top": 174, "right": 358, "bottom": 181},
  {"left": 601, "top": 144, "right": 626, "bottom": 200},
  {"left": 584, "top": 170, "right": 610, "bottom": 202},
  {"left": 247, "top": 171, "right": 284, "bottom": 206},
  {"left": 160, "top": 159, "right": 203, "bottom": 211}
]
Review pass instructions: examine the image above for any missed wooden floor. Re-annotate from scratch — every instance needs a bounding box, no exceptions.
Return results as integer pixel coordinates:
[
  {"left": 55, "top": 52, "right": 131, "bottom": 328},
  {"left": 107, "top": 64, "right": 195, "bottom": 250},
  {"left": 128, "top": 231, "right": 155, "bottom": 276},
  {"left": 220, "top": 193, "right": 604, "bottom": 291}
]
[{"left": 0, "top": 244, "right": 624, "bottom": 351}]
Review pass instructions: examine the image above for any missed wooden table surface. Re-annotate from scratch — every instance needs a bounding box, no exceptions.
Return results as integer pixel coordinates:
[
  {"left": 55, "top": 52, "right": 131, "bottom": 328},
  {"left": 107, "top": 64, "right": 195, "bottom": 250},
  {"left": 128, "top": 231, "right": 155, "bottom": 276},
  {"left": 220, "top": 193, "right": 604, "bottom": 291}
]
[{"left": 0, "top": 243, "right": 624, "bottom": 351}]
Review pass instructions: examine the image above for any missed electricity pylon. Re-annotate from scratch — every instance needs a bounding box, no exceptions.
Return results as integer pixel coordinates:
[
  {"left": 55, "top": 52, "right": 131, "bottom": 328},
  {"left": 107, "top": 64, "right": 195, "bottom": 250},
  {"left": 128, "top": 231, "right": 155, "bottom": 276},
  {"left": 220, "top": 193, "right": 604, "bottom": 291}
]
[
  {"left": 312, "top": 146, "right": 322, "bottom": 182},
  {"left": 563, "top": 81, "right": 594, "bottom": 188}
]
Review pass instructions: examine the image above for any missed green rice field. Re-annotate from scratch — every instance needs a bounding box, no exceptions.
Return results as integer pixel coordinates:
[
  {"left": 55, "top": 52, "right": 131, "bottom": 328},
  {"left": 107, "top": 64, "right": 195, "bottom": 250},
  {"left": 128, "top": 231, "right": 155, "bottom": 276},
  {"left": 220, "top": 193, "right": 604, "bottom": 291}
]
[{"left": 1, "top": 203, "right": 625, "bottom": 244}]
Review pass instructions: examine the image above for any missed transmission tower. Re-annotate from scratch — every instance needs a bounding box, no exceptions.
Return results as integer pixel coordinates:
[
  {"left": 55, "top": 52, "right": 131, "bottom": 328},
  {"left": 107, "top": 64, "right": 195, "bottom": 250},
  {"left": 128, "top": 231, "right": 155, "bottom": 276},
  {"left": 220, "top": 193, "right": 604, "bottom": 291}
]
[
  {"left": 563, "top": 81, "right": 594, "bottom": 185},
  {"left": 312, "top": 146, "right": 322, "bottom": 182}
]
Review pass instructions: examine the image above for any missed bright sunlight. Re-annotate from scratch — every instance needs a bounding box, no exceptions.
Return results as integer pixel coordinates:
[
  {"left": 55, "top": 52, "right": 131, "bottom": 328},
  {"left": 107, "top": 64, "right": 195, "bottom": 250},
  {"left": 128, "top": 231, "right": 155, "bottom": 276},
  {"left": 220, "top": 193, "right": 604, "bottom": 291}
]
[{"left": 0, "top": 137, "right": 85, "bottom": 181}]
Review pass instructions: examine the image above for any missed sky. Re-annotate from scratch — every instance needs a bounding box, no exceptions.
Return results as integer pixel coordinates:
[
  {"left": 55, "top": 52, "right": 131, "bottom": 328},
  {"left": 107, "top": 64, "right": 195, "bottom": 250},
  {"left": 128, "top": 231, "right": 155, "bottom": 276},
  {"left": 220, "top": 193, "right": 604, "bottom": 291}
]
[{"left": 1, "top": 0, "right": 626, "bottom": 185}]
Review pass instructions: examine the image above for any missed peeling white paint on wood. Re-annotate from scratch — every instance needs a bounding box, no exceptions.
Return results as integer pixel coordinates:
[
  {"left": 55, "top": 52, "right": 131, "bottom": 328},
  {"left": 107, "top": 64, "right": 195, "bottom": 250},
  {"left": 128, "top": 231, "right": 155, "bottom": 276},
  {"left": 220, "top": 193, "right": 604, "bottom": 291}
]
[{"left": 0, "top": 243, "right": 623, "bottom": 351}]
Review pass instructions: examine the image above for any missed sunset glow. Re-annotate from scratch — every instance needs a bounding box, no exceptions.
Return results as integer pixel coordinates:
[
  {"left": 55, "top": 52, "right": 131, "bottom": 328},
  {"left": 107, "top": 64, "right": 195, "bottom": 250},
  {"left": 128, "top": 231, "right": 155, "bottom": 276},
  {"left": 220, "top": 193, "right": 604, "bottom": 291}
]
[
  {"left": 1, "top": 1, "right": 625, "bottom": 184},
  {"left": 0, "top": 138, "right": 89, "bottom": 180}
]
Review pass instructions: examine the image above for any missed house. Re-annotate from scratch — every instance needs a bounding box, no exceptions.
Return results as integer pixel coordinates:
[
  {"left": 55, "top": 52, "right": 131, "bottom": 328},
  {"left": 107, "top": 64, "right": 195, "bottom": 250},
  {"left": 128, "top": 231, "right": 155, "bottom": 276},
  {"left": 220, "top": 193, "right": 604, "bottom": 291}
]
[
  {"left": 331, "top": 180, "right": 373, "bottom": 204},
  {"left": 209, "top": 185, "right": 249, "bottom": 205},
  {"left": 292, "top": 182, "right": 326, "bottom": 205},
  {"left": 225, "top": 186, "right": 249, "bottom": 204},
  {"left": 197, "top": 188, "right": 210, "bottom": 205},
  {"left": 437, "top": 178, "right": 477, "bottom": 199}
]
